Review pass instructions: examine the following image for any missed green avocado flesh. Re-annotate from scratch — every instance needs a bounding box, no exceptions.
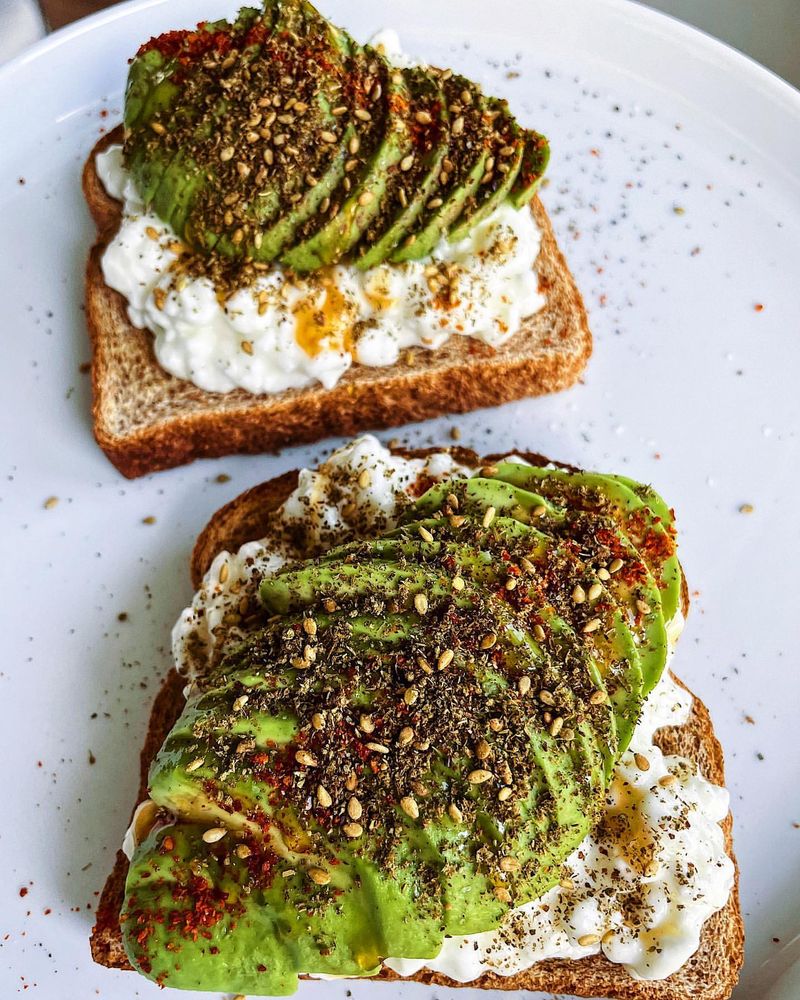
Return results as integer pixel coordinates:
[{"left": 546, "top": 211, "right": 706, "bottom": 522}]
[
  {"left": 121, "top": 461, "right": 680, "bottom": 994},
  {"left": 122, "top": 0, "right": 549, "bottom": 276}
]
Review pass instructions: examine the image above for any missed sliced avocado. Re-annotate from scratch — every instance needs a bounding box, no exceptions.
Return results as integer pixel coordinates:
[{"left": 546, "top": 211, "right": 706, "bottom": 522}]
[
  {"left": 281, "top": 51, "right": 414, "bottom": 272},
  {"left": 390, "top": 76, "right": 493, "bottom": 264},
  {"left": 122, "top": 463, "right": 681, "bottom": 990},
  {"left": 509, "top": 130, "right": 550, "bottom": 208},
  {"left": 354, "top": 67, "right": 450, "bottom": 269},
  {"left": 448, "top": 98, "right": 524, "bottom": 243}
]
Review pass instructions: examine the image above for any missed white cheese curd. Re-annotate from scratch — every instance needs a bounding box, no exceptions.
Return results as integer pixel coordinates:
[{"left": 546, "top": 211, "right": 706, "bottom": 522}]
[
  {"left": 96, "top": 131, "right": 545, "bottom": 395},
  {"left": 162, "top": 435, "right": 733, "bottom": 982}
]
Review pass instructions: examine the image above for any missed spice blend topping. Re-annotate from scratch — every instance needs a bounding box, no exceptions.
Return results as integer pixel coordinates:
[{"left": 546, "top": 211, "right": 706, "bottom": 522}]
[{"left": 121, "top": 457, "right": 682, "bottom": 994}]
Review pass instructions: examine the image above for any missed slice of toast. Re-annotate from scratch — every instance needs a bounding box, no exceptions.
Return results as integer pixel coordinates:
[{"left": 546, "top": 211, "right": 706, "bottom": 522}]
[
  {"left": 82, "top": 129, "right": 592, "bottom": 478},
  {"left": 90, "top": 446, "right": 743, "bottom": 999}
]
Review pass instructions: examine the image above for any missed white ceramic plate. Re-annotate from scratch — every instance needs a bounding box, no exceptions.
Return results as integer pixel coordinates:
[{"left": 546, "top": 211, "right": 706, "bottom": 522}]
[{"left": 1, "top": 1, "right": 799, "bottom": 997}]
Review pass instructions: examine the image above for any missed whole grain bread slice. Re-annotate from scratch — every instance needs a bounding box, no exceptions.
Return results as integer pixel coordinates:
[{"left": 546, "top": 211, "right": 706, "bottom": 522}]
[
  {"left": 90, "top": 447, "right": 743, "bottom": 999},
  {"left": 83, "top": 129, "right": 592, "bottom": 478}
]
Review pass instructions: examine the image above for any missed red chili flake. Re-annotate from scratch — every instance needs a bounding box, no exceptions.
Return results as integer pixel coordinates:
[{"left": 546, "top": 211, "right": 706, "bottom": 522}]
[{"left": 19, "top": 887, "right": 28, "bottom": 898}]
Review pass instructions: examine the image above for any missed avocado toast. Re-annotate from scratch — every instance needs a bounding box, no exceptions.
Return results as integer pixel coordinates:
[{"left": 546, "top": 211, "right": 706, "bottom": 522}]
[
  {"left": 90, "top": 440, "right": 743, "bottom": 999},
  {"left": 83, "top": 1, "right": 591, "bottom": 479}
]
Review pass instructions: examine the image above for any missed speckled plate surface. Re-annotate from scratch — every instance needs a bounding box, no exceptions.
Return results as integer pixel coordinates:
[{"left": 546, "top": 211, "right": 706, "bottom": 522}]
[{"left": 1, "top": 1, "right": 799, "bottom": 997}]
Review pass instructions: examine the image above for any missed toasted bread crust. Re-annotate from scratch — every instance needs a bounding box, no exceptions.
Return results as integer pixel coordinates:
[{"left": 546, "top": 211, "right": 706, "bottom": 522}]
[
  {"left": 90, "top": 449, "right": 743, "bottom": 998},
  {"left": 83, "top": 128, "right": 592, "bottom": 478}
]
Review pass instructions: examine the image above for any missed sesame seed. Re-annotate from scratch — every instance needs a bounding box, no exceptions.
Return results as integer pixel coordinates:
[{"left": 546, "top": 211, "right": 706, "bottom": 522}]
[
  {"left": 202, "top": 827, "right": 227, "bottom": 844},
  {"left": 588, "top": 582, "right": 603, "bottom": 601},
  {"left": 150, "top": 121, "right": 166, "bottom": 135},
  {"left": 550, "top": 717, "right": 564, "bottom": 737},
  {"left": 578, "top": 934, "right": 601, "bottom": 947},
  {"left": 609, "top": 558, "right": 624, "bottom": 573},
  {"left": 539, "top": 690, "right": 555, "bottom": 705},
  {"left": 450, "top": 514, "right": 466, "bottom": 527},
  {"left": 504, "top": 577, "right": 517, "bottom": 591},
  {"left": 497, "top": 786, "right": 513, "bottom": 802},
  {"left": 467, "top": 769, "right": 492, "bottom": 784},
  {"left": 582, "top": 618, "right": 602, "bottom": 634},
  {"left": 414, "top": 593, "right": 429, "bottom": 615},
  {"left": 659, "top": 774, "right": 678, "bottom": 787},
  {"left": 451, "top": 115, "right": 465, "bottom": 135},
  {"left": 345, "top": 158, "right": 359, "bottom": 172},
  {"left": 347, "top": 796, "right": 362, "bottom": 820},
  {"left": 332, "top": 105, "right": 348, "bottom": 116},
  {"left": 518, "top": 676, "right": 531, "bottom": 696},
  {"left": 417, "top": 656, "right": 433, "bottom": 674},
  {"left": 495, "top": 886, "right": 512, "bottom": 904},
  {"left": 475, "top": 739, "right": 491, "bottom": 760},
  {"left": 185, "top": 758, "right": 204, "bottom": 773},
  {"left": 418, "top": 524, "right": 434, "bottom": 542},
  {"left": 415, "top": 110, "right": 433, "bottom": 124},
  {"left": 398, "top": 726, "right": 414, "bottom": 747},
  {"left": 295, "top": 750, "right": 318, "bottom": 767},
  {"left": 316, "top": 785, "right": 332, "bottom": 807},
  {"left": 355, "top": 108, "right": 372, "bottom": 121},
  {"left": 480, "top": 464, "right": 499, "bottom": 477},
  {"left": 311, "top": 712, "right": 325, "bottom": 730},
  {"left": 598, "top": 567, "right": 611, "bottom": 581},
  {"left": 400, "top": 154, "right": 415, "bottom": 171},
  {"left": 365, "top": 742, "right": 390, "bottom": 754},
  {"left": 320, "top": 130, "right": 337, "bottom": 143},
  {"left": 634, "top": 753, "right": 651, "bottom": 771},
  {"left": 482, "top": 505, "right": 497, "bottom": 528},
  {"left": 404, "top": 686, "right": 419, "bottom": 705},
  {"left": 359, "top": 714, "right": 375, "bottom": 734},
  {"left": 241, "top": 340, "right": 254, "bottom": 355},
  {"left": 489, "top": 717, "right": 504, "bottom": 732},
  {"left": 448, "top": 802, "right": 463, "bottom": 822},
  {"left": 589, "top": 689, "right": 607, "bottom": 705},
  {"left": 452, "top": 576, "right": 465, "bottom": 591},
  {"left": 220, "top": 145, "right": 235, "bottom": 161},
  {"left": 349, "top": 135, "right": 360, "bottom": 155},
  {"left": 480, "top": 632, "right": 497, "bottom": 650},
  {"left": 533, "top": 624, "right": 546, "bottom": 641},
  {"left": 426, "top": 197, "right": 444, "bottom": 209},
  {"left": 636, "top": 599, "right": 652, "bottom": 615},
  {"left": 532, "top": 504, "right": 547, "bottom": 517},
  {"left": 499, "top": 856, "right": 520, "bottom": 872},
  {"left": 308, "top": 867, "right": 330, "bottom": 885},
  {"left": 232, "top": 694, "right": 249, "bottom": 712},
  {"left": 400, "top": 795, "right": 419, "bottom": 819},
  {"left": 358, "top": 190, "right": 374, "bottom": 206},
  {"left": 437, "top": 649, "right": 455, "bottom": 670},
  {"left": 43, "top": 496, "right": 59, "bottom": 510},
  {"left": 343, "top": 822, "right": 363, "bottom": 838},
  {"left": 234, "top": 844, "right": 251, "bottom": 859},
  {"left": 572, "top": 585, "right": 586, "bottom": 604}
]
